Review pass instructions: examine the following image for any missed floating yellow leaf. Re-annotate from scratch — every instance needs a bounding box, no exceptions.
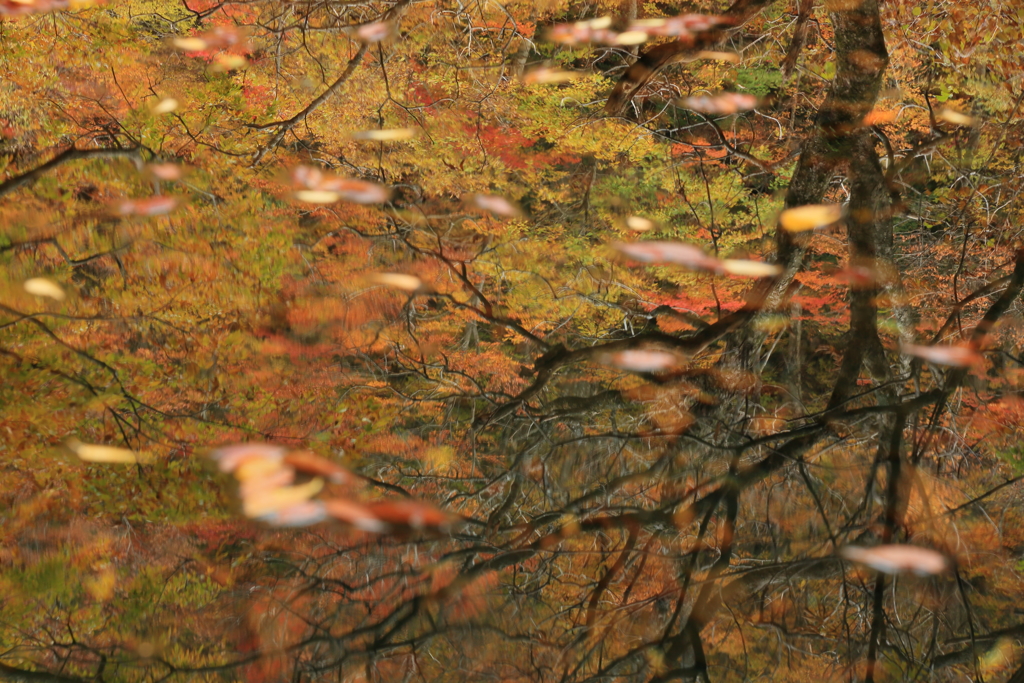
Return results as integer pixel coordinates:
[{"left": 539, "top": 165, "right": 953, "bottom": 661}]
[
  {"left": 151, "top": 98, "right": 179, "bottom": 114},
  {"left": 522, "top": 67, "right": 580, "bottom": 85},
  {"left": 243, "top": 477, "right": 325, "bottom": 518},
  {"left": 696, "top": 50, "right": 741, "bottom": 62},
  {"left": 625, "top": 216, "right": 656, "bottom": 232},
  {"left": 294, "top": 190, "right": 341, "bottom": 204},
  {"left": 68, "top": 439, "right": 138, "bottom": 464},
  {"left": 936, "top": 107, "right": 975, "bottom": 126},
  {"left": 778, "top": 204, "right": 843, "bottom": 232},
  {"left": 23, "top": 277, "right": 66, "bottom": 301},
  {"left": 172, "top": 37, "right": 208, "bottom": 51},
  {"left": 352, "top": 128, "right": 417, "bottom": 141},
  {"left": 718, "top": 259, "right": 783, "bottom": 278},
  {"left": 613, "top": 30, "right": 648, "bottom": 45}
]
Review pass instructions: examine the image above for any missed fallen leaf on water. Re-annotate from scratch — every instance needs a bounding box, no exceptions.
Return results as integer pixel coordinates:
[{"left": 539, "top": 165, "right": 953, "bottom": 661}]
[
  {"left": 283, "top": 450, "right": 357, "bottom": 484},
  {"left": 238, "top": 467, "right": 295, "bottom": 499},
  {"left": 630, "top": 14, "right": 733, "bottom": 35},
  {"left": 262, "top": 501, "right": 329, "bottom": 527},
  {"left": 678, "top": 93, "right": 757, "bottom": 115},
  {"left": 324, "top": 498, "right": 390, "bottom": 532},
  {"left": 67, "top": 439, "right": 138, "bottom": 464},
  {"left": 172, "top": 37, "right": 208, "bottom": 51},
  {"left": 936, "top": 107, "right": 975, "bottom": 126},
  {"left": 522, "top": 66, "right": 580, "bottom": 85},
  {"left": 612, "top": 30, "right": 648, "bottom": 45},
  {"left": 840, "top": 544, "right": 948, "bottom": 576},
  {"left": 901, "top": 343, "right": 982, "bottom": 367},
  {"left": 151, "top": 98, "right": 179, "bottom": 115},
  {"left": 211, "top": 443, "right": 286, "bottom": 473},
  {"left": 625, "top": 215, "right": 656, "bottom": 232},
  {"left": 352, "top": 128, "right": 416, "bottom": 141},
  {"left": 242, "top": 477, "right": 325, "bottom": 519},
  {"left": 600, "top": 349, "right": 682, "bottom": 372},
  {"left": 696, "top": 50, "right": 741, "bottom": 62},
  {"left": 778, "top": 204, "right": 844, "bottom": 232},
  {"left": 117, "top": 196, "right": 178, "bottom": 217},
  {"left": 356, "top": 20, "right": 391, "bottom": 43},
  {"left": 146, "top": 163, "right": 183, "bottom": 181},
  {"left": 234, "top": 456, "right": 287, "bottom": 482},
  {"left": 210, "top": 54, "right": 247, "bottom": 72},
  {"left": 24, "top": 277, "right": 66, "bottom": 301},
  {"left": 718, "top": 259, "right": 783, "bottom": 278},
  {"left": 365, "top": 500, "right": 454, "bottom": 530},
  {"left": 172, "top": 26, "right": 247, "bottom": 52},
  {"left": 370, "top": 273, "right": 425, "bottom": 292},
  {"left": 469, "top": 193, "right": 521, "bottom": 217},
  {"left": 293, "top": 190, "right": 342, "bottom": 204},
  {"left": 613, "top": 241, "right": 720, "bottom": 272},
  {"left": 309, "top": 175, "right": 391, "bottom": 204}
]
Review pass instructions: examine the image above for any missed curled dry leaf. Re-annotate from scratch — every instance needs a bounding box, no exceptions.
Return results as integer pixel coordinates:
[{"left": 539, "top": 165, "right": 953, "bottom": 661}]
[
  {"left": 936, "top": 107, "right": 975, "bottom": 126},
  {"left": 718, "top": 259, "right": 783, "bottom": 278},
  {"left": 600, "top": 349, "right": 681, "bottom": 372},
  {"left": 469, "top": 193, "right": 521, "bottom": 217},
  {"left": 356, "top": 20, "right": 392, "bottom": 43},
  {"left": 117, "top": 196, "right": 178, "bottom": 217},
  {"left": 901, "top": 343, "right": 982, "bottom": 367},
  {"left": 23, "top": 277, "right": 66, "bottom": 301},
  {"left": 840, "top": 544, "right": 949, "bottom": 576},
  {"left": 352, "top": 128, "right": 416, "bottom": 141},
  {"left": 150, "top": 98, "right": 179, "bottom": 115},
  {"left": 522, "top": 66, "right": 580, "bottom": 85},
  {"left": 370, "top": 273, "right": 424, "bottom": 293},
  {"left": 67, "top": 439, "right": 139, "bottom": 464},
  {"left": 778, "top": 204, "right": 844, "bottom": 232},
  {"left": 613, "top": 241, "right": 720, "bottom": 272},
  {"left": 678, "top": 93, "right": 758, "bottom": 115}
]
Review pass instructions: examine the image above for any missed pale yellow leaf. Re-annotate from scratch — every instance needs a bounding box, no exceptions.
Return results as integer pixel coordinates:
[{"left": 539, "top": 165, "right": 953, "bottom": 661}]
[{"left": 24, "top": 278, "right": 66, "bottom": 301}]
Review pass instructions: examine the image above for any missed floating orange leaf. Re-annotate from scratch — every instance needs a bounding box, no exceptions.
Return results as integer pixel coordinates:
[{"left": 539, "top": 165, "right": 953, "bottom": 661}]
[{"left": 778, "top": 204, "right": 843, "bottom": 232}]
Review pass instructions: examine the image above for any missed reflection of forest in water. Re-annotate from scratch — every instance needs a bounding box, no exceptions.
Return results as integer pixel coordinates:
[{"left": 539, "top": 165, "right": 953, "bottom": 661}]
[{"left": 2, "top": 0, "right": 1024, "bottom": 680}]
